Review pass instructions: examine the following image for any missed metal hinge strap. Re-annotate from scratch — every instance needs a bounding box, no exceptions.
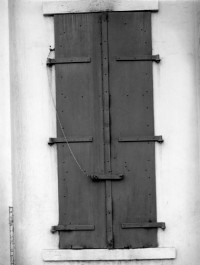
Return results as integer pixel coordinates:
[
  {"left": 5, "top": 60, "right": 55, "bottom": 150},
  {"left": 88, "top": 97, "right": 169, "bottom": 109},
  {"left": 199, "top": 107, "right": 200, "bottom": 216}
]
[
  {"left": 48, "top": 137, "right": 93, "bottom": 145},
  {"left": 51, "top": 224, "right": 95, "bottom": 233},
  {"left": 121, "top": 222, "right": 166, "bottom": 230},
  {"left": 47, "top": 57, "right": 91, "bottom": 66},
  {"left": 118, "top": 135, "right": 163, "bottom": 143},
  {"left": 115, "top": 54, "right": 160, "bottom": 63},
  {"left": 9, "top": 207, "right": 15, "bottom": 265}
]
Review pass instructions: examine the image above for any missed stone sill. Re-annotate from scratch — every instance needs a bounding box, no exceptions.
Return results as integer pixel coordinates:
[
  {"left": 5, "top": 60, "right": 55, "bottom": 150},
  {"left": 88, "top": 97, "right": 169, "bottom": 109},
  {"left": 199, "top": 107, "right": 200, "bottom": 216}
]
[
  {"left": 43, "top": 248, "right": 176, "bottom": 261},
  {"left": 43, "top": 0, "right": 159, "bottom": 15}
]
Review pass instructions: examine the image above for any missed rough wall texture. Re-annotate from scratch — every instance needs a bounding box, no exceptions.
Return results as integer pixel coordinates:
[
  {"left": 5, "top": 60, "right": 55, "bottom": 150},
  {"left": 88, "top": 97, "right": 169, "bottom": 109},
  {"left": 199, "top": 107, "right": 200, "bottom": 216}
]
[
  {"left": 0, "top": 0, "right": 12, "bottom": 265},
  {"left": 0, "top": 0, "right": 199, "bottom": 265},
  {"left": 153, "top": 1, "right": 200, "bottom": 263},
  {"left": 9, "top": 1, "right": 59, "bottom": 264}
]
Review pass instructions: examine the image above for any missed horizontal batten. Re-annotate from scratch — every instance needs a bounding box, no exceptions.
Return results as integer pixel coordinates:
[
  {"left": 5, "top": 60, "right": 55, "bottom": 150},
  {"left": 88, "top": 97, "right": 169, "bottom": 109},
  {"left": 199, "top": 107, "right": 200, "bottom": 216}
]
[
  {"left": 118, "top": 136, "right": 163, "bottom": 143},
  {"left": 121, "top": 222, "right": 166, "bottom": 230},
  {"left": 115, "top": 55, "right": 160, "bottom": 63},
  {"left": 47, "top": 57, "right": 91, "bottom": 65},
  {"left": 51, "top": 225, "right": 95, "bottom": 233},
  {"left": 43, "top": 1, "right": 159, "bottom": 15}
]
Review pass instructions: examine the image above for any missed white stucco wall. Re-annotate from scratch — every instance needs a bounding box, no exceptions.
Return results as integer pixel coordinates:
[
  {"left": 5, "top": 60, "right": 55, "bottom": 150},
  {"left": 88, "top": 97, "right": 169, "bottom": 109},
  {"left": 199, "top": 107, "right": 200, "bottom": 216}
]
[
  {"left": 153, "top": 1, "right": 200, "bottom": 263},
  {"left": 9, "top": 1, "right": 59, "bottom": 264},
  {"left": 0, "top": 0, "right": 12, "bottom": 265},
  {"left": 0, "top": 0, "right": 200, "bottom": 265}
]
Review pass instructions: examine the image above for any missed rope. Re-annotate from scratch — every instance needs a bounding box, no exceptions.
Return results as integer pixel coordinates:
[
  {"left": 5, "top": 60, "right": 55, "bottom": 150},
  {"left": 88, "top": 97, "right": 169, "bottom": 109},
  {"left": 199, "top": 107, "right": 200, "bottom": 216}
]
[{"left": 46, "top": 48, "right": 88, "bottom": 177}]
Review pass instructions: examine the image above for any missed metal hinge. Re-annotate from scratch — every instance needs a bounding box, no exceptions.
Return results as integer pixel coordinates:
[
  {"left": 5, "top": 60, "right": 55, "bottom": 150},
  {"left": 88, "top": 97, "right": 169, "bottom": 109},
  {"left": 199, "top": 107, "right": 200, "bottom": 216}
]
[
  {"left": 121, "top": 222, "right": 166, "bottom": 230},
  {"left": 47, "top": 57, "right": 91, "bottom": 66},
  {"left": 118, "top": 135, "right": 164, "bottom": 143},
  {"left": 9, "top": 207, "right": 15, "bottom": 265},
  {"left": 51, "top": 224, "right": 95, "bottom": 233},
  {"left": 48, "top": 136, "right": 93, "bottom": 145},
  {"left": 116, "top": 54, "right": 161, "bottom": 63}
]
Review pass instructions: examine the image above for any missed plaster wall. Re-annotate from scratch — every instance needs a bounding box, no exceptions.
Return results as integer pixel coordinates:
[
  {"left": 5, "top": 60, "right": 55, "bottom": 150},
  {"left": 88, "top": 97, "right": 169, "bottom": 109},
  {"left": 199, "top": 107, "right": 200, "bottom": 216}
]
[
  {"left": 5, "top": 0, "right": 200, "bottom": 265},
  {"left": 0, "top": 0, "right": 12, "bottom": 265}
]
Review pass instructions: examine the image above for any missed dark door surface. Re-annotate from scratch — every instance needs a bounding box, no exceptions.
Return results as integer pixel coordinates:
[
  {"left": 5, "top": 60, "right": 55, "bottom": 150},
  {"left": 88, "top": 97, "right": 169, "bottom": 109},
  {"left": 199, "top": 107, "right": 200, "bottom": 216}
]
[
  {"left": 53, "top": 11, "right": 159, "bottom": 249},
  {"left": 54, "top": 13, "right": 107, "bottom": 248},
  {"left": 108, "top": 12, "right": 157, "bottom": 248}
]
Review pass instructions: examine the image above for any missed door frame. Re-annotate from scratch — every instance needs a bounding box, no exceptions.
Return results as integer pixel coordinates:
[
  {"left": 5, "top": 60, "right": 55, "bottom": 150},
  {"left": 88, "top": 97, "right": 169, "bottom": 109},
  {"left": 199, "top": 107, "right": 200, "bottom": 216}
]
[{"left": 42, "top": 0, "right": 176, "bottom": 261}]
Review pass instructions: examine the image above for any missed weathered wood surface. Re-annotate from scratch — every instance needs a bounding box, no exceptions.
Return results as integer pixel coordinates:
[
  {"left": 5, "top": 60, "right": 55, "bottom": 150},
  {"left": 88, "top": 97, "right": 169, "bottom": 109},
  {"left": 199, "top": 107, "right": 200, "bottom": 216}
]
[
  {"left": 101, "top": 12, "right": 114, "bottom": 249},
  {"left": 55, "top": 13, "right": 106, "bottom": 248},
  {"left": 54, "top": 11, "right": 158, "bottom": 249},
  {"left": 108, "top": 12, "right": 157, "bottom": 248}
]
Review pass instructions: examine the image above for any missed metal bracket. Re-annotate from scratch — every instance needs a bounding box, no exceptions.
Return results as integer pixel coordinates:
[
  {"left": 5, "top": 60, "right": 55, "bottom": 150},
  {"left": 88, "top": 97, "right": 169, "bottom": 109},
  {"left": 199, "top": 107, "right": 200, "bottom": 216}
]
[
  {"left": 116, "top": 54, "right": 161, "bottom": 63},
  {"left": 47, "top": 57, "right": 91, "bottom": 66},
  {"left": 51, "top": 224, "right": 95, "bottom": 233},
  {"left": 118, "top": 135, "right": 163, "bottom": 143},
  {"left": 121, "top": 222, "right": 166, "bottom": 230},
  {"left": 90, "top": 174, "right": 124, "bottom": 181},
  {"left": 48, "top": 136, "right": 93, "bottom": 145},
  {"left": 9, "top": 207, "right": 15, "bottom": 265}
]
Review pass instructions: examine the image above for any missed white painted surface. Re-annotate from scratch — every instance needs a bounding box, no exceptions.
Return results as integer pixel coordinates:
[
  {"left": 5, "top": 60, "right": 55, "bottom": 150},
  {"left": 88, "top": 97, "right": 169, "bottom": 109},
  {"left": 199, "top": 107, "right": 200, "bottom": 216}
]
[
  {"left": 43, "top": 248, "right": 176, "bottom": 261},
  {"left": 43, "top": 0, "right": 158, "bottom": 15},
  {"left": 1, "top": 0, "right": 200, "bottom": 265},
  {"left": 0, "top": 0, "right": 12, "bottom": 265},
  {"left": 9, "top": 1, "right": 59, "bottom": 265},
  {"left": 153, "top": 3, "right": 200, "bottom": 265}
]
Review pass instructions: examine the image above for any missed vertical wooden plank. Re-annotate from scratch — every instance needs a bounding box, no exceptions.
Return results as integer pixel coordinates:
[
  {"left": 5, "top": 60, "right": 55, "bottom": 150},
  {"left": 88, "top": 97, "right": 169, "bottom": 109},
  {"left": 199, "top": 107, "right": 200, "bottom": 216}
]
[
  {"left": 101, "top": 12, "right": 113, "bottom": 248},
  {"left": 108, "top": 12, "right": 157, "bottom": 248},
  {"left": 54, "top": 13, "right": 106, "bottom": 248}
]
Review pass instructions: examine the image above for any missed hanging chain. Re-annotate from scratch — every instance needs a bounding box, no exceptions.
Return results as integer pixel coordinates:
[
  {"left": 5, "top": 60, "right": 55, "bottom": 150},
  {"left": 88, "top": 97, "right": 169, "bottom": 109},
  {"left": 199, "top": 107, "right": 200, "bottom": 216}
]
[{"left": 46, "top": 48, "right": 88, "bottom": 177}]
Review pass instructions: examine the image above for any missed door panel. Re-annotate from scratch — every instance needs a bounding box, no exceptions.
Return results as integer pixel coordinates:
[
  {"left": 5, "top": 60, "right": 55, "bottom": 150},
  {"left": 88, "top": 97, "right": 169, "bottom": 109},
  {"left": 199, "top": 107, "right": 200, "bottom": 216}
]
[
  {"left": 108, "top": 12, "right": 157, "bottom": 248},
  {"left": 55, "top": 13, "right": 106, "bottom": 249}
]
